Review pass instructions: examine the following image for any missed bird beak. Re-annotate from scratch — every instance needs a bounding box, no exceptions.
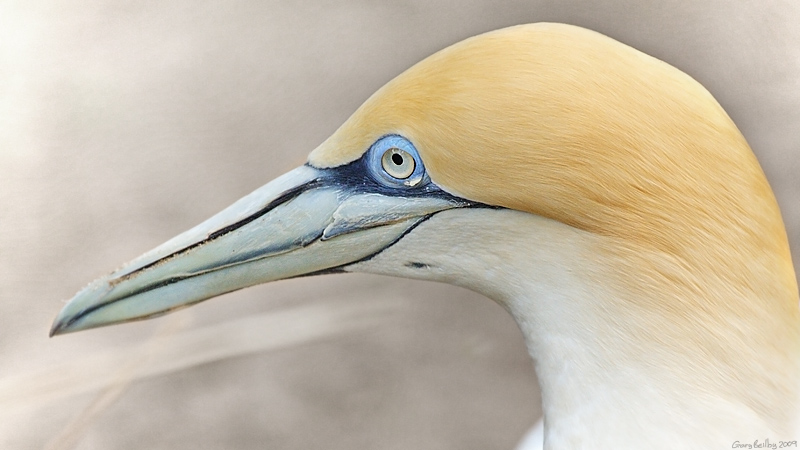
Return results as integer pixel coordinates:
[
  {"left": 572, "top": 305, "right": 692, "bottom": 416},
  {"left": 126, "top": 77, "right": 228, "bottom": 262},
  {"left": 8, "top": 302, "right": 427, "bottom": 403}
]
[{"left": 51, "top": 164, "right": 465, "bottom": 336}]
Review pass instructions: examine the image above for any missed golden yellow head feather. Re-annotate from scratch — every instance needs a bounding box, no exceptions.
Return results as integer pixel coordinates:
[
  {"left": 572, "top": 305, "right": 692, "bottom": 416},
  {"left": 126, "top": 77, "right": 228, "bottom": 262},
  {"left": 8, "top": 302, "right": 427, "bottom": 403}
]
[
  {"left": 309, "top": 23, "right": 800, "bottom": 429},
  {"left": 310, "top": 23, "right": 797, "bottom": 318}
]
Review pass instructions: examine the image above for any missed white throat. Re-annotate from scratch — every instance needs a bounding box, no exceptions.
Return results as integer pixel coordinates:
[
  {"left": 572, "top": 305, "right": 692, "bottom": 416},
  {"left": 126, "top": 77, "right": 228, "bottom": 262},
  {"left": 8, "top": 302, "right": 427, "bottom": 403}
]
[{"left": 350, "top": 208, "right": 800, "bottom": 449}]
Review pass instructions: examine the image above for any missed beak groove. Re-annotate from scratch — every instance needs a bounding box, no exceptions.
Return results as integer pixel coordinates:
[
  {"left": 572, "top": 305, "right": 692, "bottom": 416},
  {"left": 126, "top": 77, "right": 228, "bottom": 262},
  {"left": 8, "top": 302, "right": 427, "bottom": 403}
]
[{"left": 112, "top": 178, "right": 323, "bottom": 288}]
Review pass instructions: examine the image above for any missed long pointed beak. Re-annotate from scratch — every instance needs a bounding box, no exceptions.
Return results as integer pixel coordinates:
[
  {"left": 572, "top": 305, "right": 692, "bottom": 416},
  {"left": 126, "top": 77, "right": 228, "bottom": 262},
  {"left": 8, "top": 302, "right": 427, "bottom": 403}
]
[{"left": 51, "top": 165, "right": 465, "bottom": 336}]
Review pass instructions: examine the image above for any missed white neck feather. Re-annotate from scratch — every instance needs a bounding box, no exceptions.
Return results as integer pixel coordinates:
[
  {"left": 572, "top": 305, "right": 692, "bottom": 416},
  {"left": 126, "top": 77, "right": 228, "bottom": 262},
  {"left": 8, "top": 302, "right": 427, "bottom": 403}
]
[{"left": 351, "top": 208, "right": 800, "bottom": 449}]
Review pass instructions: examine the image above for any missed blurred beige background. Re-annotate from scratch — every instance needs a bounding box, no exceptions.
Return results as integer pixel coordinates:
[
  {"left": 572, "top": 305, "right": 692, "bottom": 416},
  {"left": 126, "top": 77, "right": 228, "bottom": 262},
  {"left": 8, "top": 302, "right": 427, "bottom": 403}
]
[{"left": 1, "top": 1, "right": 798, "bottom": 449}]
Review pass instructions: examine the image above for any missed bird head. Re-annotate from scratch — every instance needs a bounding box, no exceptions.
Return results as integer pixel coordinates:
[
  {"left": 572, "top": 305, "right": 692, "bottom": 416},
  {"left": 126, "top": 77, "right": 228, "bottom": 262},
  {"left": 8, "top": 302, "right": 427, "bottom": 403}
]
[{"left": 51, "top": 23, "right": 797, "bottom": 353}]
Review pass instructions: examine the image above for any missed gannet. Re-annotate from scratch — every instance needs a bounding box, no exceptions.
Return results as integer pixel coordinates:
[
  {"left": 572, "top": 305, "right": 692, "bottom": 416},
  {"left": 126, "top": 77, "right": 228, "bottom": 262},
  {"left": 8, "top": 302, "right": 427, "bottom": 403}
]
[{"left": 51, "top": 23, "right": 800, "bottom": 449}]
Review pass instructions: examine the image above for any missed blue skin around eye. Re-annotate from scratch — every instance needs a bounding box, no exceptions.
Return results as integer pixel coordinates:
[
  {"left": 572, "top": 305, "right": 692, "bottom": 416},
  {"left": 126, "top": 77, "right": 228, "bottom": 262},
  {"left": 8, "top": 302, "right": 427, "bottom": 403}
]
[
  {"left": 305, "top": 134, "right": 481, "bottom": 202},
  {"left": 366, "top": 135, "right": 427, "bottom": 187}
]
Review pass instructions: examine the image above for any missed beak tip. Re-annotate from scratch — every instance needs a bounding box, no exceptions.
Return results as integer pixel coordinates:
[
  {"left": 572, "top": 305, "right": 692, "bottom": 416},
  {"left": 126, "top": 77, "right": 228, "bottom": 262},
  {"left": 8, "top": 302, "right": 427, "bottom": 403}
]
[
  {"left": 49, "top": 309, "right": 76, "bottom": 337},
  {"left": 49, "top": 318, "right": 65, "bottom": 337}
]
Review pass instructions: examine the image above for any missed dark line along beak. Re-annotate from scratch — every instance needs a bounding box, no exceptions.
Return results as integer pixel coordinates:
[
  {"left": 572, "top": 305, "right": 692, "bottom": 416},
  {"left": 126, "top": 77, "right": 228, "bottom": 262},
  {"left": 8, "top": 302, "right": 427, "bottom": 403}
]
[{"left": 50, "top": 165, "right": 467, "bottom": 336}]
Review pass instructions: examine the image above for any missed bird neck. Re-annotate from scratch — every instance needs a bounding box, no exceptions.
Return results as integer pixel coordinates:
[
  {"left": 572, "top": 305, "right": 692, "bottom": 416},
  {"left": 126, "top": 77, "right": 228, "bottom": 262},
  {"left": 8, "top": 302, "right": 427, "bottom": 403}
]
[
  {"left": 351, "top": 207, "right": 800, "bottom": 448},
  {"left": 462, "top": 210, "right": 800, "bottom": 449}
]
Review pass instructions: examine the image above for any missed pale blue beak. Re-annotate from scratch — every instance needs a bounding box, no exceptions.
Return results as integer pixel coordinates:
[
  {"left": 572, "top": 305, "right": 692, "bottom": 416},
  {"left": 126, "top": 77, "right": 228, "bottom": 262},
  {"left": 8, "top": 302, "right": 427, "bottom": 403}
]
[{"left": 51, "top": 164, "right": 468, "bottom": 336}]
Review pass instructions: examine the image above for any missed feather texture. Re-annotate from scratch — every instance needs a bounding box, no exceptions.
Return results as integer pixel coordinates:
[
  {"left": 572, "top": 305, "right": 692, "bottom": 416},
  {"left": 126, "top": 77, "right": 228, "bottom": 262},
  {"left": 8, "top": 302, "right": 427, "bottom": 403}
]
[{"left": 311, "top": 23, "right": 800, "bottom": 446}]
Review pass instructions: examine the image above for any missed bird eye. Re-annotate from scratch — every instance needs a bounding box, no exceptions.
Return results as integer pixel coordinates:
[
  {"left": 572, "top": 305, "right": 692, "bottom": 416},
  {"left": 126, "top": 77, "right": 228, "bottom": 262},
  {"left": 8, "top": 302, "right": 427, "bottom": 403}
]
[
  {"left": 381, "top": 148, "right": 415, "bottom": 179},
  {"left": 366, "top": 135, "right": 426, "bottom": 188}
]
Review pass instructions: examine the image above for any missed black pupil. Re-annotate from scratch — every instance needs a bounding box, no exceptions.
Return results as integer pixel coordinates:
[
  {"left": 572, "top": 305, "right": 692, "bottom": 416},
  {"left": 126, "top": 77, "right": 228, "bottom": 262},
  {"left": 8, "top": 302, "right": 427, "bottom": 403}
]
[{"left": 391, "top": 153, "right": 404, "bottom": 166}]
